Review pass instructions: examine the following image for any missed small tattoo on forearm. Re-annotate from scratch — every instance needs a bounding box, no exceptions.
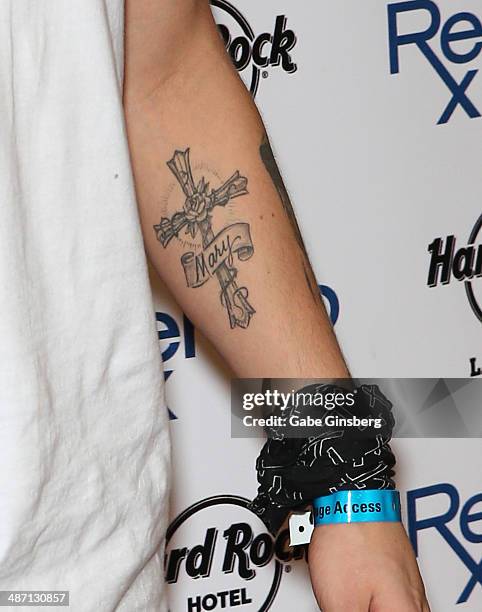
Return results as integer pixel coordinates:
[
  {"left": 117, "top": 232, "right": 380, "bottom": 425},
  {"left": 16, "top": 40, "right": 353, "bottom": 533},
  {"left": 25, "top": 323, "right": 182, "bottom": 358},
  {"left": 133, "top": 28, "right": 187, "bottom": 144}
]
[
  {"left": 260, "top": 133, "right": 322, "bottom": 304},
  {"left": 154, "top": 149, "right": 255, "bottom": 329}
]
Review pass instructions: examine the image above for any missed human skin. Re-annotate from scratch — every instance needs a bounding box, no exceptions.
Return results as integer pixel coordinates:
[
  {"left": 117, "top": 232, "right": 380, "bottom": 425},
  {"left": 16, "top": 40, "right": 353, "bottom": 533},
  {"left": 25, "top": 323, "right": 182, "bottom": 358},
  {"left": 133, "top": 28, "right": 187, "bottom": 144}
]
[{"left": 123, "top": 1, "right": 430, "bottom": 609}]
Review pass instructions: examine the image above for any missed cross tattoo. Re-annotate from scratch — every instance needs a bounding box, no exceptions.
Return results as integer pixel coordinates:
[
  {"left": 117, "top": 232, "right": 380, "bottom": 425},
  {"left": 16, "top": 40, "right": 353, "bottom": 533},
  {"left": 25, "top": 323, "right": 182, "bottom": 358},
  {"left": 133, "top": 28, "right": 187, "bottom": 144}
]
[{"left": 154, "top": 149, "right": 255, "bottom": 329}]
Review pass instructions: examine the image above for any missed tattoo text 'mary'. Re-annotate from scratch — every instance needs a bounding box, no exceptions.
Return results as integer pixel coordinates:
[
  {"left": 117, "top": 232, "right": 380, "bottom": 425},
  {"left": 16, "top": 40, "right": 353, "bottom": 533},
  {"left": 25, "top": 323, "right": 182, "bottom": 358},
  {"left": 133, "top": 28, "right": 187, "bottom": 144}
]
[{"left": 154, "top": 149, "right": 255, "bottom": 329}]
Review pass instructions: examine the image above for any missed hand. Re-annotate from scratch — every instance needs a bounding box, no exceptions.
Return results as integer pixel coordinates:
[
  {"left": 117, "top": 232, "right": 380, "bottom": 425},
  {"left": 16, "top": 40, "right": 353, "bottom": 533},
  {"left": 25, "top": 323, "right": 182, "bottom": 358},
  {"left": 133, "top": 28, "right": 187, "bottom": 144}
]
[{"left": 308, "top": 521, "right": 430, "bottom": 612}]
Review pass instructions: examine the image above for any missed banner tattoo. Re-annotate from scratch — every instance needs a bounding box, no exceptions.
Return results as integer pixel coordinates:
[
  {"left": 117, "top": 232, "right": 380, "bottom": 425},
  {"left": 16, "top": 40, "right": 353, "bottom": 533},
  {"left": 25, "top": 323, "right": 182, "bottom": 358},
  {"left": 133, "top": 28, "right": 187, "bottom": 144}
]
[{"left": 154, "top": 149, "right": 255, "bottom": 329}]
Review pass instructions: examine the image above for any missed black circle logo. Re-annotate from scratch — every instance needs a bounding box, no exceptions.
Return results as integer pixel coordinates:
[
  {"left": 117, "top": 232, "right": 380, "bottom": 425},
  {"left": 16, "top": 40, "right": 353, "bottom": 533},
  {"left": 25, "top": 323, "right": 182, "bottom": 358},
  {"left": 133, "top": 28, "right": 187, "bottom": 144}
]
[
  {"left": 166, "top": 495, "right": 283, "bottom": 611},
  {"left": 465, "top": 214, "right": 482, "bottom": 322},
  {"left": 211, "top": 0, "right": 261, "bottom": 96}
]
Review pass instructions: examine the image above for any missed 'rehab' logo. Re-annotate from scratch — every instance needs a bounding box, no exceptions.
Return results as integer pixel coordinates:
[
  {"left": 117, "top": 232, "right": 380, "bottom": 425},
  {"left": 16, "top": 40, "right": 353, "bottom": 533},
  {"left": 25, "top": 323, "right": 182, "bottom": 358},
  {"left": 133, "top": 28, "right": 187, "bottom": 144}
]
[
  {"left": 408, "top": 482, "right": 482, "bottom": 604},
  {"left": 164, "top": 495, "right": 307, "bottom": 611},
  {"left": 388, "top": 1, "right": 482, "bottom": 124},
  {"left": 211, "top": 0, "right": 298, "bottom": 97}
]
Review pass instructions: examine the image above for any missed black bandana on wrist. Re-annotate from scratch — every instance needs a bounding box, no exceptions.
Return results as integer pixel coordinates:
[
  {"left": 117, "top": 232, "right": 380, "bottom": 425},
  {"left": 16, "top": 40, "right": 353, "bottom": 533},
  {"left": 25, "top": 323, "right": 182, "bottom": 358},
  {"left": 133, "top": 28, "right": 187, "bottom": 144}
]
[{"left": 248, "top": 384, "right": 397, "bottom": 536}]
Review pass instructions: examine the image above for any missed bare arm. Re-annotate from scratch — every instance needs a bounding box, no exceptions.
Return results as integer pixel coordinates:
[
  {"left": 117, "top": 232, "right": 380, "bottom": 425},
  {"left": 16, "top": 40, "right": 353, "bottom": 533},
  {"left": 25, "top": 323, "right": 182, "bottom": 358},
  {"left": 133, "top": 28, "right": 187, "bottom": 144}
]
[
  {"left": 123, "top": 3, "right": 429, "bottom": 611},
  {"left": 123, "top": 0, "right": 348, "bottom": 379}
]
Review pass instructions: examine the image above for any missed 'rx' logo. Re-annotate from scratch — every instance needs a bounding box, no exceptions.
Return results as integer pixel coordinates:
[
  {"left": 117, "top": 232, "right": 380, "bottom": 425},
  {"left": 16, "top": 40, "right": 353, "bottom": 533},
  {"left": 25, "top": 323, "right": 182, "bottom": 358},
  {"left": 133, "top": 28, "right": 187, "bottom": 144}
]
[
  {"left": 408, "top": 483, "right": 482, "bottom": 604},
  {"left": 388, "top": 1, "right": 482, "bottom": 124}
]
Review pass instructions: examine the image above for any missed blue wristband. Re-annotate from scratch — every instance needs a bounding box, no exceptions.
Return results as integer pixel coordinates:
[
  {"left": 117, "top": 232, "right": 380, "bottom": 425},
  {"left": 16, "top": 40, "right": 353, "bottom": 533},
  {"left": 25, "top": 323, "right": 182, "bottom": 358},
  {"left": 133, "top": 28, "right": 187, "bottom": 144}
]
[{"left": 313, "top": 490, "right": 401, "bottom": 526}]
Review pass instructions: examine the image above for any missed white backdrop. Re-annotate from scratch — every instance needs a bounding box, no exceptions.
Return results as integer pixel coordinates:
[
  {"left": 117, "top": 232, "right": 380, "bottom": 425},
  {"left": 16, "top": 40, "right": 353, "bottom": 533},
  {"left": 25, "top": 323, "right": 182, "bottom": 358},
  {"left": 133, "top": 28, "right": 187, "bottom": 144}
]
[{"left": 151, "top": 1, "right": 482, "bottom": 610}]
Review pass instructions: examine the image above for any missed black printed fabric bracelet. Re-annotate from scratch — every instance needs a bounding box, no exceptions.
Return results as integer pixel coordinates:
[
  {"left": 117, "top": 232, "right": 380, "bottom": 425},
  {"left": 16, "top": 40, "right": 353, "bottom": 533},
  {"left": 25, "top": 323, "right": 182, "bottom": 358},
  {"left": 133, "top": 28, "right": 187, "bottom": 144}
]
[{"left": 247, "top": 383, "right": 397, "bottom": 536}]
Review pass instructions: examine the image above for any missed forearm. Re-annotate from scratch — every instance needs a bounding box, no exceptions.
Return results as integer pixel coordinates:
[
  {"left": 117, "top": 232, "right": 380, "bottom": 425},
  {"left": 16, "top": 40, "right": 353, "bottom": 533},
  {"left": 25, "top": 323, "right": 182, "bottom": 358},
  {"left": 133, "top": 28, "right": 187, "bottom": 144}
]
[{"left": 124, "top": 1, "right": 349, "bottom": 378}]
